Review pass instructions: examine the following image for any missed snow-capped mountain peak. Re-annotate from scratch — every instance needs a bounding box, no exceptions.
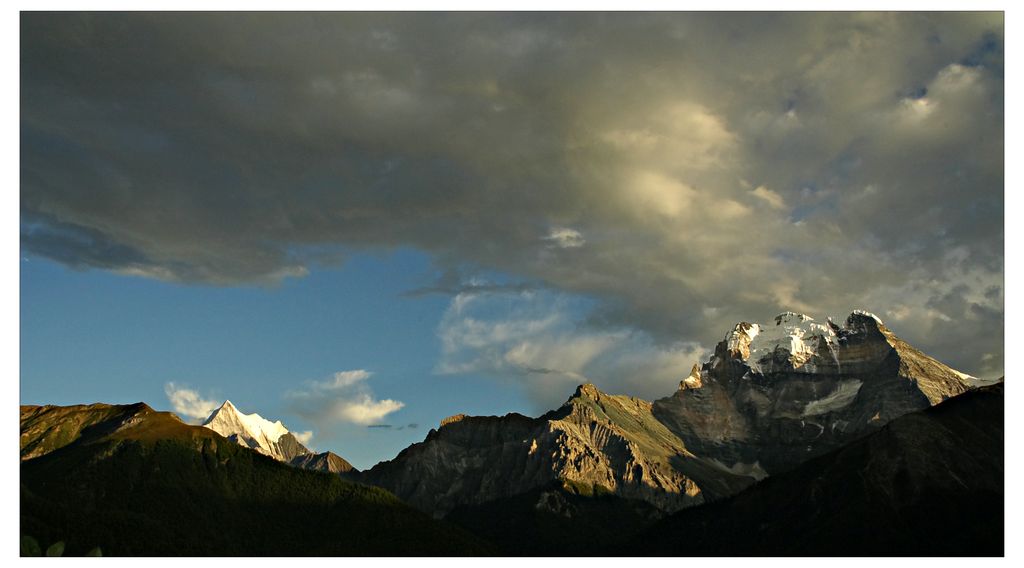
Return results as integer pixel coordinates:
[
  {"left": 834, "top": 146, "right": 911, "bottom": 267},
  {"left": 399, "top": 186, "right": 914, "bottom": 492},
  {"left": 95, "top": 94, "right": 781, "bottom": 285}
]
[{"left": 202, "top": 400, "right": 307, "bottom": 462}]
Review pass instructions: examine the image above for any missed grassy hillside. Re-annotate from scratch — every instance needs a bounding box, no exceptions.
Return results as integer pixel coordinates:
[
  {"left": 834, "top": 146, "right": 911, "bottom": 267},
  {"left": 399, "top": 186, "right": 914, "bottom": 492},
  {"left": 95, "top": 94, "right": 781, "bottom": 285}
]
[
  {"left": 20, "top": 403, "right": 491, "bottom": 556},
  {"left": 21, "top": 403, "right": 134, "bottom": 460}
]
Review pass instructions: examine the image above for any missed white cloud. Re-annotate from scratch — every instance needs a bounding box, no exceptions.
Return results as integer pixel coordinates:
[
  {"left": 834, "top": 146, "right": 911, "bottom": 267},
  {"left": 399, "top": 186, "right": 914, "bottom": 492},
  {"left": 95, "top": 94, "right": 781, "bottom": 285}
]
[
  {"left": 286, "top": 369, "right": 405, "bottom": 426},
  {"left": 320, "top": 369, "right": 372, "bottom": 390},
  {"left": 436, "top": 289, "right": 706, "bottom": 408},
  {"left": 164, "top": 382, "right": 220, "bottom": 422},
  {"left": 751, "top": 185, "right": 786, "bottom": 210},
  {"left": 332, "top": 394, "right": 406, "bottom": 425},
  {"left": 292, "top": 430, "right": 314, "bottom": 446},
  {"left": 543, "top": 227, "right": 586, "bottom": 249}
]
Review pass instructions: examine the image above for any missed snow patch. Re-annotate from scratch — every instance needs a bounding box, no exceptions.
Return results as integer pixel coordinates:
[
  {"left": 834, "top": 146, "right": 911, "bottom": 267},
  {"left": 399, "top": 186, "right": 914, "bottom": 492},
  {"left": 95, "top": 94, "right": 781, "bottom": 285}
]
[
  {"left": 708, "top": 458, "right": 768, "bottom": 481},
  {"left": 952, "top": 369, "right": 1001, "bottom": 388},
  {"left": 745, "top": 313, "right": 837, "bottom": 373},
  {"left": 721, "top": 310, "right": 897, "bottom": 374},
  {"left": 802, "top": 380, "right": 863, "bottom": 416},
  {"left": 725, "top": 322, "right": 760, "bottom": 354}
]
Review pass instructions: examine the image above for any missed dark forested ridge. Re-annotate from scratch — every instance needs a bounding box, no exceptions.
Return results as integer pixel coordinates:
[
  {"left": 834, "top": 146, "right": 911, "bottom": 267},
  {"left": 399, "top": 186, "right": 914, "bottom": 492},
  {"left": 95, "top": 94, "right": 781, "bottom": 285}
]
[
  {"left": 625, "top": 383, "right": 1004, "bottom": 556},
  {"left": 19, "top": 403, "right": 490, "bottom": 556},
  {"left": 444, "top": 480, "right": 665, "bottom": 556}
]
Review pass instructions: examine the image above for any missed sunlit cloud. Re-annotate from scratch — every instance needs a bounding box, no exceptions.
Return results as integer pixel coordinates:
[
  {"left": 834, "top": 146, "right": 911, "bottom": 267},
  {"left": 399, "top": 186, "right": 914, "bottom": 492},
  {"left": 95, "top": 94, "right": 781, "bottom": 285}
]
[
  {"left": 164, "top": 382, "right": 219, "bottom": 422},
  {"left": 543, "top": 227, "right": 586, "bottom": 249},
  {"left": 436, "top": 288, "right": 707, "bottom": 408},
  {"left": 292, "top": 430, "right": 314, "bottom": 446},
  {"left": 286, "top": 370, "right": 405, "bottom": 426}
]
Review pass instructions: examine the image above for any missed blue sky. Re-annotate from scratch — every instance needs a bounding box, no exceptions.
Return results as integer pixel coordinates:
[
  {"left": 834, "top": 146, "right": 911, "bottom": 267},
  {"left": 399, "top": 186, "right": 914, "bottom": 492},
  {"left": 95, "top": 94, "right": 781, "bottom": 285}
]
[{"left": 21, "top": 249, "right": 538, "bottom": 469}]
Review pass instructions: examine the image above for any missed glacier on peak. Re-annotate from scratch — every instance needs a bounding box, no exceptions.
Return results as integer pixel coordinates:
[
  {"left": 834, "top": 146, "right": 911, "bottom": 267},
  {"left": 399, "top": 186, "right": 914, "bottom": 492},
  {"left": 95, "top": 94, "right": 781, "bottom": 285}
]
[
  {"left": 721, "top": 313, "right": 831, "bottom": 374},
  {"left": 719, "top": 311, "right": 893, "bottom": 375}
]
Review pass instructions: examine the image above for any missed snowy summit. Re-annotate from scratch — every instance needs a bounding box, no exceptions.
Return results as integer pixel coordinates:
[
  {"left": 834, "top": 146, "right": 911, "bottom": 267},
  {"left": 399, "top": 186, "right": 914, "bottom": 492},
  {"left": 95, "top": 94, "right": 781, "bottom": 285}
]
[{"left": 202, "top": 400, "right": 309, "bottom": 462}]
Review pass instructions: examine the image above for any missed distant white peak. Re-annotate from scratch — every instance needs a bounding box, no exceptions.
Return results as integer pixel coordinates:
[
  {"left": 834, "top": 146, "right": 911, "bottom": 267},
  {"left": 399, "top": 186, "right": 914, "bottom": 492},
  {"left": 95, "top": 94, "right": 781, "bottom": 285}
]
[{"left": 203, "top": 400, "right": 290, "bottom": 449}]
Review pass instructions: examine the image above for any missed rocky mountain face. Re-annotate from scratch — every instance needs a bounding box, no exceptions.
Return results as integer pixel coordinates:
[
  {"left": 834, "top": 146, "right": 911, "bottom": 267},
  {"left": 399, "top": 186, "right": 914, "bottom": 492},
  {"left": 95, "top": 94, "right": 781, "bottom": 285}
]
[
  {"left": 360, "top": 384, "right": 761, "bottom": 517},
  {"left": 21, "top": 403, "right": 138, "bottom": 461},
  {"left": 20, "top": 402, "right": 236, "bottom": 461},
  {"left": 290, "top": 451, "right": 357, "bottom": 474},
  {"left": 360, "top": 310, "right": 976, "bottom": 518},
  {"left": 631, "top": 382, "right": 1004, "bottom": 556}
]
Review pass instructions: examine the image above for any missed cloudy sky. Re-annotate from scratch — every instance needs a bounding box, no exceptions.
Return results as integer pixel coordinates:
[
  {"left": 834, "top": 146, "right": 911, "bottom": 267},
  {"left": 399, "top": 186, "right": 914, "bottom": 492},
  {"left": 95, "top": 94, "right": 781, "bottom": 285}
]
[{"left": 20, "top": 12, "right": 1003, "bottom": 468}]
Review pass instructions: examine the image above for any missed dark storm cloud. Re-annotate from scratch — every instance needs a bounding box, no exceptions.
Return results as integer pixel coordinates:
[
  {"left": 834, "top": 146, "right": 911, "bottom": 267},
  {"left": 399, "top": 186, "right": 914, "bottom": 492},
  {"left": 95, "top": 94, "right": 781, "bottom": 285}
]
[
  {"left": 21, "top": 12, "right": 1004, "bottom": 377},
  {"left": 21, "top": 211, "right": 153, "bottom": 271},
  {"left": 402, "top": 265, "right": 539, "bottom": 297},
  {"left": 367, "top": 423, "right": 418, "bottom": 430}
]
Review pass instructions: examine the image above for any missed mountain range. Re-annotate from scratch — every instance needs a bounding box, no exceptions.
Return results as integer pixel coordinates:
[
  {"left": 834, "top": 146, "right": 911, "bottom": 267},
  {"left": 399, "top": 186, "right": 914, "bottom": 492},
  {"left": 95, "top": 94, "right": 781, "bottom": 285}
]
[
  {"left": 19, "top": 309, "right": 1003, "bottom": 556},
  {"left": 19, "top": 401, "right": 488, "bottom": 555},
  {"left": 357, "top": 311, "right": 977, "bottom": 517}
]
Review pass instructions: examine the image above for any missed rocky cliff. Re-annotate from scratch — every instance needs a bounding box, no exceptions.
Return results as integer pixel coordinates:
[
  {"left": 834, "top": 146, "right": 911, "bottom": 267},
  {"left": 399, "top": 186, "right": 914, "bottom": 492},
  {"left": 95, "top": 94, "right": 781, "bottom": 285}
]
[
  {"left": 360, "top": 384, "right": 756, "bottom": 516},
  {"left": 290, "top": 451, "right": 357, "bottom": 474}
]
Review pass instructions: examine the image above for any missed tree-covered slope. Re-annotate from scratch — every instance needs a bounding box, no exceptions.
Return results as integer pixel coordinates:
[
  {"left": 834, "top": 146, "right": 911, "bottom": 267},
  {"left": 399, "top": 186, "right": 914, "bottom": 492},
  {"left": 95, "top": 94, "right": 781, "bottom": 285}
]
[
  {"left": 20, "top": 403, "right": 491, "bottom": 556},
  {"left": 444, "top": 479, "right": 664, "bottom": 556}
]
